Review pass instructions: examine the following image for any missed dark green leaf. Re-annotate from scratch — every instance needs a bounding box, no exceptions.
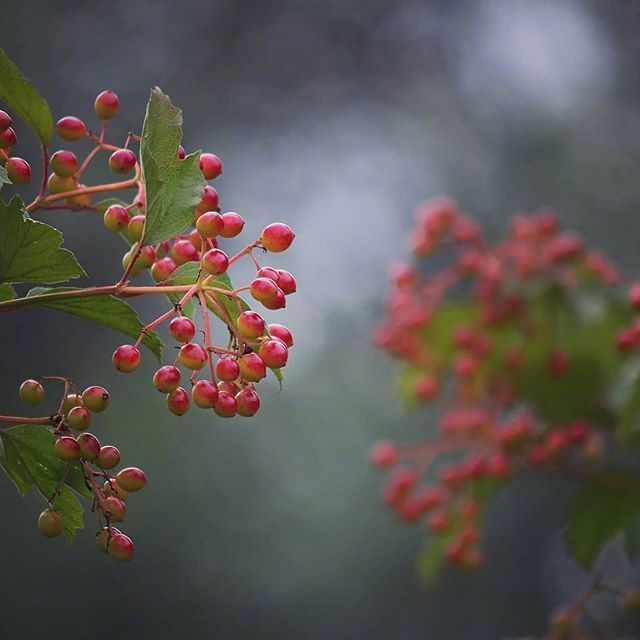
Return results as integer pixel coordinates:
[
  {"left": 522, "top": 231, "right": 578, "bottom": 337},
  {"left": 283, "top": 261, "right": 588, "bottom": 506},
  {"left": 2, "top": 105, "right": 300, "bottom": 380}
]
[
  {"left": 26, "top": 287, "right": 163, "bottom": 359},
  {"left": 565, "top": 482, "right": 640, "bottom": 568},
  {"left": 0, "top": 196, "right": 86, "bottom": 285},
  {"left": 0, "top": 50, "right": 53, "bottom": 144},
  {"left": 140, "top": 87, "right": 204, "bottom": 243},
  {"left": 0, "top": 283, "right": 15, "bottom": 302},
  {"left": 0, "top": 426, "right": 86, "bottom": 540}
]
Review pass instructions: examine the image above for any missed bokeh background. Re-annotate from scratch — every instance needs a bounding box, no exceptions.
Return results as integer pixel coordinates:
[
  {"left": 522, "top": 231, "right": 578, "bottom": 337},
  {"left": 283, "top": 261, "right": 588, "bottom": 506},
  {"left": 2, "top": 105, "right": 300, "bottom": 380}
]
[{"left": 2, "top": 1, "right": 640, "bottom": 638}]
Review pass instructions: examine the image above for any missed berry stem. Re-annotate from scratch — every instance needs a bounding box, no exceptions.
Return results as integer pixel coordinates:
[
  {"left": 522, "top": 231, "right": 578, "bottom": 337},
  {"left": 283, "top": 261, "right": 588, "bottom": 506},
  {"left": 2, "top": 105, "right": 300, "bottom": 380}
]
[
  {"left": 0, "top": 415, "right": 53, "bottom": 425},
  {"left": 198, "top": 290, "right": 217, "bottom": 382},
  {"left": 38, "top": 145, "right": 49, "bottom": 199}
]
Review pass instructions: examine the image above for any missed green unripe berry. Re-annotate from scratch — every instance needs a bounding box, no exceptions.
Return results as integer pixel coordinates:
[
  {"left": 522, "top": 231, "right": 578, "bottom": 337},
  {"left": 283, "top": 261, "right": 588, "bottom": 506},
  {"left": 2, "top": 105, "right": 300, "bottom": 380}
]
[
  {"left": 38, "top": 508, "right": 64, "bottom": 538},
  {"left": 81, "top": 386, "right": 110, "bottom": 412},
  {"left": 67, "top": 405, "right": 91, "bottom": 431},
  {"left": 19, "top": 379, "right": 44, "bottom": 406}
]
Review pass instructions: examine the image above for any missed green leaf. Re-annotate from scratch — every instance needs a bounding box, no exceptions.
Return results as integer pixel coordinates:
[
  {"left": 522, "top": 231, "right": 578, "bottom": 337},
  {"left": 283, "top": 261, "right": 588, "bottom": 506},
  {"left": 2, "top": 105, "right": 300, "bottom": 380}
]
[
  {"left": 0, "top": 196, "right": 86, "bottom": 285},
  {"left": 0, "top": 283, "right": 15, "bottom": 302},
  {"left": 417, "top": 535, "right": 452, "bottom": 585},
  {"left": 140, "top": 87, "right": 205, "bottom": 244},
  {"left": 613, "top": 359, "right": 640, "bottom": 445},
  {"left": 0, "top": 50, "right": 53, "bottom": 144},
  {"left": 0, "top": 164, "right": 9, "bottom": 191},
  {"left": 565, "top": 482, "right": 640, "bottom": 568},
  {"left": 26, "top": 287, "right": 163, "bottom": 360},
  {"left": 0, "top": 426, "right": 86, "bottom": 540}
]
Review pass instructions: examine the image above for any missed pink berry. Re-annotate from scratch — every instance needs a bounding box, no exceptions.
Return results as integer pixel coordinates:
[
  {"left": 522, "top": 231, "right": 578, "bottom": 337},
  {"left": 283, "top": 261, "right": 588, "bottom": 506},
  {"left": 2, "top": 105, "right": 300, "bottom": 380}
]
[
  {"left": 153, "top": 365, "right": 182, "bottom": 393},
  {"left": 109, "top": 149, "right": 137, "bottom": 174},
  {"left": 77, "top": 433, "right": 101, "bottom": 461},
  {"left": 108, "top": 533, "right": 134, "bottom": 562},
  {"left": 112, "top": 344, "right": 141, "bottom": 373},
  {"left": 370, "top": 441, "right": 399, "bottom": 468},
  {"left": 260, "top": 223, "right": 295, "bottom": 252},
  {"left": 169, "top": 316, "right": 196, "bottom": 343},
  {"left": 202, "top": 249, "right": 229, "bottom": 275},
  {"left": 0, "top": 110, "right": 11, "bottom": 133},
  {"left": 56, "top": 116, "right": 86, "bottom": 141},
  {"left": 196, "top": 185, "right": 219, "bottom": 214},
  {"left": 268, "top": 324, "right": 293, "bottom": 348},
  {"left": 216, "top": 357, "right": 240, "bottom": 381},
  {"left": 179, "top": 343, "right": 208, "bottom": 370},
  {"left": 276, "top": 270, "right": 296, "bottom": 295},
  {"left": 6, "top": 157, "right": 31, "bottom": 184},
  {"left": 192, "top": 380, "right": 219, "bottom": 408},
  {"left": 67, "top": 405, "right": 92, "bottom": 431},
  {"left": 0, "top": 127, "right": 17, "bottom": 148},
  {"left": 50, "top": 150, "right": 79, "bottom": 177},
  {"left": 237, "top": 311, "right": 266, "bottom": 339},
  {"left": 104, "top": 496, "right": 126, "bottom": 522},
  {"left": 250, "top": 277, "right": 279, "bottom": 304},
  {"left": 97, "top": 445, "right": 121, "bottom": 469},
  {"left": 257, "top": 267, "right": 280, "bottom": 282},
  {"left": 54, "top": 436, "right": 81, "bottom": 461},
  {"left": 103, "top": 204, "right": 130, "bottom": 232},
  {"left": 258, "top": 340, "right": 288, "bottom": 368},
  {"left": 151, "top": 257, "right": 177, "bottom": 282},
  {"left": 95, "top": 90, "right": 119, "bottom": 120},
  {"left": 238, "top": 353, "right": 267, "bottom": 382},
  {"left": 218, "top": 212, "right": 245, "bottom": 238},
  {"left": 171, "top": 239, "right": 199, "bottom": 265},
  {"left": 199, "top": 153, "right": 223, "bottom": 180},
  {"left": 167, "top": 387, "right": 190, "bottom": 415},
  {"left": 115, "top": 467, "right": 147, "bottom": 492},
  {"left": 214, "top": 391, "right": 237, "bottom": 417},
  {"left": 261, "top": 287, "right": 286, "bottom": 310},
  {"left": 236, "top": 389, "right": 260, "bottom": 417},
  {"left": 196, "top": 211, "right": 225, "bottom": 237}
]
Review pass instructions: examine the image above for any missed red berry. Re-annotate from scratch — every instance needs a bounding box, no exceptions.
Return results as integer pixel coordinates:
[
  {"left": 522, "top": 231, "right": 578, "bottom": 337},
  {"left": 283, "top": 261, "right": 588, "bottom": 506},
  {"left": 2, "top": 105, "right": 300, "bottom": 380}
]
[
  {"left": 97, "top": 526, "right": 121, "bottom": 552},
  {"left": 415, "top": 376, "right": 440, "bottom": 401},
  {"left": 116, "top": 467, "right": 147, "bottom": 492},
  {"left": 199, "top": 152, "right": 223, "bottom": 180},
  {"left": 238, "top": 353, "right": 267, "bottom": 382},
  {"left": 216, "top": 357, "right": 240, "bottom": 381},
  {"left": 268, "top": 324, "right": 294, "bottom": 348},
  {"left": 171, "top": 239, "right": 199, "bottom": 265},
  {"left": 196, "top": 185, "right": 219, "bottom": 214},
  {"left": 103, "top": 204, "right": 130, "bottom": 232},
  {"left": 427, "top": 509, "right": 450, "bottom": 534},
  {"left": 112, "top": 344, "right": 141, "bottom": 372},
  {"left": 0, "top": 110, "right": 11, "bottom": 132},
  {"left": 256, "top": 267, "right": 280, "bottom": 282},
  {"left": 192, "top": 380, "right": 219, "bottom": 408},
  {"left": 258, "top": 340, "right": 288, "bottom": 368},
  {"left": 261, "top": 287, "right": 286, "bottom": 310},
  {"left": 108, "top": 532, "right": 134, "bottom": 562},
  {"left": 370, "top": 441, "right": 399, "bottom": 468},
  {"left": 260, "top": 223, "right": 295, "bottom": 252},
  {"left": 128, "top": 215, "right": 146, "bottom": 242},
  {"left": 177, "top": 145, "right": 186, "bottom": 160},
  {"left": 218, "top": 212, "right": 245, "bottom": 238},
  {"left": 82, "top": 386, "right": 110, "bottom": 412},
  {"left": 104, "top": 496, "right": 126, "bottom": 522},
  {"left": 169, "top": 316, "right": 196, "bottom": 343},
  {"left": 236, "top": 389, "right": 260, "bottom": 416},
  {"left": 67, "top": 405, "right": 91, "bottom": 431},
  {"left": 179, "top": 343, "right": 208, "bottom": 370},
  {"left": 151, "top": 257, "right": 177, "bottom": 282},
  {"left": 202, "top": 248, "right": 229, "bottom": 275},
  {"left": 0, "top": 127, "right": 17, "bottom": 148},
  {"left": 6, "top": 157, "right": 31, "bottom": 184},
  {"left": 276, "top": 269, "right": 296, "bottom": 295},
  {"left": 95, "top": 90, "right": 119, "bottom": 120},
  {"left": 56, "top": 116, "right": 86, "bottom": 141},
  {"left": 250, "top": 277, "right": 279, "bottom": 304},
  {"left": 50, "top": 150, "right": 79, "bottom": 177},
  {"left": 237, "top": 311, "right": 266, "bottom": 339},
  {"left": 214, "top": 391, "right": 237, "bottom": 417},
  {"left": 167, "top": 387, "right": 190, "bottom": 415},
  {"left": 38, "top": 508, "right": 64, "bottom": 538},
  {"left": 19, "top": 379, "right": 44, "bottom": 406},
  {"left": 109, "top": 149, "right": 137, "bottom": 174},
  {"left": 196, "top": 211, "right": 225, "bottom": 237},
  {"left": 218, "top": 380, "right": 240, "bottom": 395},
  {"left": 153, "top": 365, "right": 182, "bottom": 393},
  {"left": 548, "top": 349, "right": 570, "bottom": 375},
  {"left": 77, "top": 433, "right": 101, "bottom": 461},
  {"left": 55, "top": 436, "right": 82, "bottom": 461},
  {"left": 97, "top": 445, "right": 121, "bottom": 469},
  {"left": 629, "top": 284, "right": 640, "bottom": 310}
]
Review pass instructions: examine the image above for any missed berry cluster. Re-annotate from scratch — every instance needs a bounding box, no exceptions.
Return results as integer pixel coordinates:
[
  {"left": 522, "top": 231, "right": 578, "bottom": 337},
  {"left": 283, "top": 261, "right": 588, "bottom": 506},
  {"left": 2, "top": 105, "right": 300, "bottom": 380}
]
[
  {"left": 18, "top": 377, "right": 144, "bottom": 562},
  {"left": 0, "top": 108, "right": 32, "bottom": 184},
  {"left": 371, "top": 198, "right": 622, "bottom": 571},
  {"left": 21, "top": 89, "right": 296, "bottom": 420}
]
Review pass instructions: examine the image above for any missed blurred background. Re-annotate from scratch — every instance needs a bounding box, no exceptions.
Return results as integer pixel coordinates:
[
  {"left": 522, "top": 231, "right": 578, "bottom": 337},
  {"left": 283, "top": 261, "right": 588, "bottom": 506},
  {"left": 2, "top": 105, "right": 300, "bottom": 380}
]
[{"left": 2, "top": 0, "right": 640, "bottom": 638}]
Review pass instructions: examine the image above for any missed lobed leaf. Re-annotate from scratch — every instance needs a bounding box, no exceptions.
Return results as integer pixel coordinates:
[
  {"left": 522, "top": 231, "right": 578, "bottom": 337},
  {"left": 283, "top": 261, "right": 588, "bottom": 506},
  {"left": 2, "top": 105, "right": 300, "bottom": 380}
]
[
  {"left": 0, "top": 49, "right": 53, "bottom": 144},
  {"left": 26, "top": 287, "right": 163, "bottom": 360},
  {"left": 0, "top": 196, "right": 85, "bottom": 285},
  {"left": 140, "top": 87, "right": 205, "bottom": 243},
  {"left": 0, "top": 165, "right": 9, "bottom": 191}
]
